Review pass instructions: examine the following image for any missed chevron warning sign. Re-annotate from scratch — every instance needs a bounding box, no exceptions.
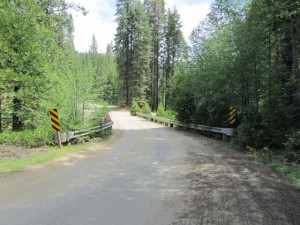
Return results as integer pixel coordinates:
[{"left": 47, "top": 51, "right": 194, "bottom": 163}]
[
  {"left": 229, "top": 106, "right": 237, "bottom": 126},
  {"left": 50, "top": 109, "right": 60, "bottom": 132}
]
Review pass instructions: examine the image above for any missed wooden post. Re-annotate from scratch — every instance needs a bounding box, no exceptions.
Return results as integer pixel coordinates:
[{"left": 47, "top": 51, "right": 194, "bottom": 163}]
[{"left": 56, "top": 131, "right": 62, "bottom": 148}]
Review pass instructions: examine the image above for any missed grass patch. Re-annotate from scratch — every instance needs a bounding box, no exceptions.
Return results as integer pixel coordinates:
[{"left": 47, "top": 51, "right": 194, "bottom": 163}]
[
  {"left": 0, "top": 143, "right": 94, "bottom": 174},
  {"left": 270, "top": 162, "right": 300, "bottom": 186},
  {"left": 247, "top": 148, "right": 300, "bottom": 186}
]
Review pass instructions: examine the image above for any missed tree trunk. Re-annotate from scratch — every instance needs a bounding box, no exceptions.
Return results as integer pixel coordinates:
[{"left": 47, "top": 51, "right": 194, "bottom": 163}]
[
  {"left": 151, "top": 58, "right": 155, "bottom": 109},
  {"left": 291, "top": 23, "right": 300, "bottom": 80},
  {"left": 155, "top": 45, "right": 159, "bottom": 111},
  {"left": 12, "top": 85, "right": 23, "bottom": 131},
  {"left": 126, "top": 77, "right": 130, "bottom": 105},
  {"left": 0, "top": 99, "right": 2, "bottom": 133},
  {"left": 165, "top": 64, "right": 170, "bottom": 111}
]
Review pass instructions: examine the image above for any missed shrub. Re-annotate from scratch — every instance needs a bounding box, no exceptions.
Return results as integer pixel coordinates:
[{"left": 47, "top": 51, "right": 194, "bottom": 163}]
[
  {"left": 156, "top": 103, "right": 176, "bottom": 120},
  {"left": 130, "top": 99, "right": 142, "bottom": 116},
  {"left": 164, "top": 110, "right": 176, "bottom": 120},
  {"left": 0, "top": 125, "right": 53, "bottom": 148},
  {"left": 233, "top": 120, "right": 267, "bottom": 149},
  {"left": 283, "top": 130, "right": 300, "bottom": 162},
  {"left": 142, "top": 102, "right": 152, "bottom": 115},
  {"left": 284, "top": 130, "right": 300, "bottom": 151},
  {"left": 88, "top": 102, "right": 109, "bottom": 126},
  {"left": 156, "top": 103, "right": 165, "bottom": 117}
]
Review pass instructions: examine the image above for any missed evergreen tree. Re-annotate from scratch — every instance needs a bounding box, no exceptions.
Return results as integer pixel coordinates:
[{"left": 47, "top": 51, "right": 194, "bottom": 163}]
[
  {"left": 0, "top": 0, "right": 55, "bottom": 130},
  {"left": 162, "top": 7, "right": 184, "bottom": 110},
  {"left": 115, "top": 0, "right": 151, "bottom": 105},
  {"left": 144, "top": 0, "right": 165, "bottom": 110},
  {"left": 89, "top": 34, "right": 99, "bottom": 67}
]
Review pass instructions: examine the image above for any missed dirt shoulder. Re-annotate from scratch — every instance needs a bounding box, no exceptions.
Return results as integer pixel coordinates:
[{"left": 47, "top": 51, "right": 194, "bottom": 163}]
[
  {"left": 0, "top": 144, "right": 47, "bottom": 160},
  {"left": 172, "top": 135, "right": 300, "bottom": 225}
]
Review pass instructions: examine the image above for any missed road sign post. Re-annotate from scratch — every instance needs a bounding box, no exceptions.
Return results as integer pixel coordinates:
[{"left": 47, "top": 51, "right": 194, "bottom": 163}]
[{"left": 50, "top": 109, "right": 62, "bottom": 148}]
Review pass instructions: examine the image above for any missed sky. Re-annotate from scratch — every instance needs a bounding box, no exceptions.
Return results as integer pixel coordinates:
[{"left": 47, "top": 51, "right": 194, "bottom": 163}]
[{"left": 68, "top": 0, "right": 213, "bottom": 53}]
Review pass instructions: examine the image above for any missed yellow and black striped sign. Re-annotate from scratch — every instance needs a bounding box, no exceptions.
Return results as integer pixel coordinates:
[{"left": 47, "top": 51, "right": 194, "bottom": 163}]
[
  {"left": 229, "top": 106, "right": 237, "bottom": 126},
  {"left": 50, "top": 109, "right": 60, "bottom": 132}
]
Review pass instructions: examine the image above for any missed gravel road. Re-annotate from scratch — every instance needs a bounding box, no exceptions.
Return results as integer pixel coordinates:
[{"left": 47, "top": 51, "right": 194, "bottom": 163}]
[{"left": 0, "top": 110, "right": 300, "bottom": 225}]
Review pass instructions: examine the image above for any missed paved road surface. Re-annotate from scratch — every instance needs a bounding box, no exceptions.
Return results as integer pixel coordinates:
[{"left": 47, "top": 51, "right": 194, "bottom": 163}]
[{"left": 0, "top": 111, "right": 300, "bottom": 225}]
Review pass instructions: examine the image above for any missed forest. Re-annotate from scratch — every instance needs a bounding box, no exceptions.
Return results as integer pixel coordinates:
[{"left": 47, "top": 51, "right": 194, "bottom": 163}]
[
  {"left": 0, "top": 0, "right": 300, "bottom": 163},
  {"left": 0, "top": 0, "right": 119, "bottom": 146}
]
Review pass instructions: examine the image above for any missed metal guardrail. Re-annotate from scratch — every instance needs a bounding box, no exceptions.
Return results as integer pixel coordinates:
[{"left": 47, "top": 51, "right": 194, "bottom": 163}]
[
  {"left": 60, "top": 113, "right": 113, "bottom": 143},
  {"left": 137, "top": 113, "right": 235, "bottom": 137}
]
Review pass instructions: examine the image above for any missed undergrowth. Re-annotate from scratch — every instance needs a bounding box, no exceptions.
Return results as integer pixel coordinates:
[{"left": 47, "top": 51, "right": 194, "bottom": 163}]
[
  {"left": 0, "top": 102, "right": 111, "bottom": 148},
  {"left": 247, "top": 147, "right": 300, "bottom": 186},
  {"left": 130, "top": 99, "right": 142, "bottom": 116},
  {"left": 156, "top": 103, "right": 176, "bottom": 120},
  {"left": 0, "top": 125, "right": 53, "bottom": 148}
]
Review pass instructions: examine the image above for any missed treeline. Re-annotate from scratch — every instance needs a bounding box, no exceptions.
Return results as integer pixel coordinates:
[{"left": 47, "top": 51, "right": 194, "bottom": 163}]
[
  {"left": 172, "top": 0, "right": 300, "bottom": 153},
  {"left": 0, "top": 0, "right": 119, "bottom": 137},
  {"left": 114, "top": 0, "right": 186, "bottom": 110}
]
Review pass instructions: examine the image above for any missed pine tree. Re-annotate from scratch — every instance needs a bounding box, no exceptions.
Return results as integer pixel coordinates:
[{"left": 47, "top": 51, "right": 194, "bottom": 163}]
[
  {"left": 115, "top": 0, "right": 151, "bottom": 105},
  {"left": 89, "top": 34, "right": 99, "bottom": 66},
  {"left": 0, "top": 0, "right": 55, "bottom": 130},
  {"left": 162, "top": 7, "right": 184, "bottom": 110},
  {"left": 115, "top": 0, "right": 131, "bottom": 105},
  {"left": 144, "top": 0, "right": 165, "bottom": 110},
  {"left": 131, "top": 1, "right": 151, "bottom": 104}
]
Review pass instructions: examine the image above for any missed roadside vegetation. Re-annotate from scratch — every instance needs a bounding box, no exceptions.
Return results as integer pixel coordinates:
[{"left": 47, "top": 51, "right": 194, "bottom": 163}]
[
  {"left": 0, "top": 103, "right": 111, "bottom": 148},
  {"left": 245, "top": 146, "right": 300, "bottom": 186},
  {"left": 1, "top": 0, "right": 299, "bottom": 183},
  {"left": 0, "top": 1, "right": 119, "bottom": 148}
]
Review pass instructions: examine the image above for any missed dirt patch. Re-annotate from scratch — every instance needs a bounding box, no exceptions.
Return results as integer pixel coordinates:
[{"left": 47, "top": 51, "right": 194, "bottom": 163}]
[
  {"left": 173, "top": 136, "right": 300, "bottom": 225},
  {"left": 117, "top": 105, "right": 130, "bottom": 112},
  {"left": 0, "top": 144, "right": 47, "bottom": 160}
]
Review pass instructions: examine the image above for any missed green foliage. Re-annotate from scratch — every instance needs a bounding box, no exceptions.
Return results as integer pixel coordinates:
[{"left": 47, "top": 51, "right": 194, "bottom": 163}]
[
  {"left": 271, "top": 163, "right": 300, "bottom": 186},
  {"left": 130, "top": 99, "right": 142, "bottom": 116},
  {"left": 171, "top": 0, "right": 300, "bottom": 162},
  {"left": 0, "top": 125, "right": 53, "bottom": 148},
  {"left": 285, "top": 131, "right": 300, "bottom": 151},
  {"left": 0, "top": 0, "right": 118, "bottom": 147},
  {"left": 144, "top": 0, "right": 165, "bottom": 111},
  {"left": 163, "top": 8, "right": 185, "bottom": 110},
  {"left": 164, "top": 110, "right": 176, "bottom": 120},
  {"left": 156, "top": 103, "right": 165, "bottom": 117},
  {"left": 248, "top": 148, "right": 300, "bottom": 186},
  {"left": 156, "top": 103, "right": 176, "bottom": 120},
  {"left": 88, "top": 102, "right": 109, "bottom": 126},
  {"left": 142, "top": 102, "right": 152, "bottom": 115},
  {"left": 115, "top": 0, "right": 151, "bottom": 105},
  {"left": 114, "top": 1, "right": 185, "bottom": 108},
  {"left": 234, "top": 120, "right": 266, "bottom": 149}
]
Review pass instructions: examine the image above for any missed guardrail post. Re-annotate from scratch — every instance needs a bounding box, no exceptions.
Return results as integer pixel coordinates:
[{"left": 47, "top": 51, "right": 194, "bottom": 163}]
[{"left": 55, "top": 131, "right": 62, "bottom": 148}]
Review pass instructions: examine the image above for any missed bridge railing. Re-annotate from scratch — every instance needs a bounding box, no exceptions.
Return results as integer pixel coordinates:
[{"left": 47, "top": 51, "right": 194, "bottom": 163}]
[
  {"left": 59, "top": 113, "right": 113, "bottom": 143},
  {"left": 136, "top": 113, "right": 235, "bottom": 137}
]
